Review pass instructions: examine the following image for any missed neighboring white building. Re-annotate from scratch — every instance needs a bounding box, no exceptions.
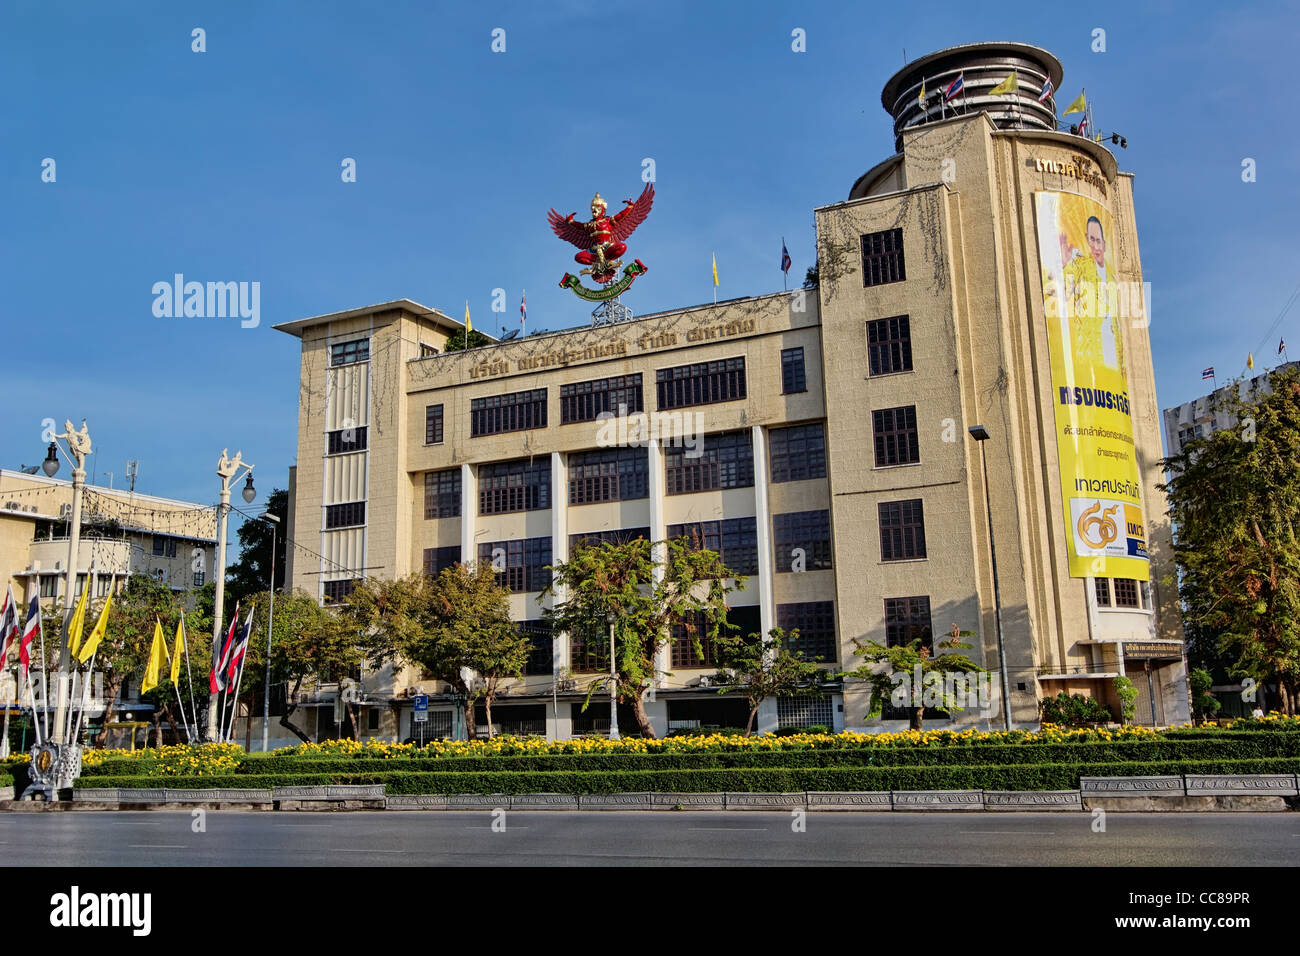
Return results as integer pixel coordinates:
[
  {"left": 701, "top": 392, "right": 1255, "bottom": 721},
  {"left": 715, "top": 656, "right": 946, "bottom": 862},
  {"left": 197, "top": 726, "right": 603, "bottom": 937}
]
[{"left": 1161, "top": 362, "right": 1299, "bottom": 456}]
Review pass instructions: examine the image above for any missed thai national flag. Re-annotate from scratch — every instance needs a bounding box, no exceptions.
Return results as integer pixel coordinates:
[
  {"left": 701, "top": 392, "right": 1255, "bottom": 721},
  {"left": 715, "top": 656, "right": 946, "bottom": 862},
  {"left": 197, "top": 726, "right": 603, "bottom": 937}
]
[
  {"left": 520, "top": 291, "right": 527, "bottom": 326},
  {"left": 1038, "top": 78, "right": 1054, "bottom": 103},
  {"left": 226, "top": 606, "right": 256, "bottom": 685},
  {"left": 1202, "top": 367, "right": 1215, "bottom": 380},
  {"left": 20, "top": 595, "right": 40, "bottom": 679},
  {"left": 211, "top": 601, "right": 239, "bottom": 693},
  {"left": 780, "top": 240, "right": 792, "bottom": 274},
  {"left": 0, "top": 586, "right": 19, "bottom": 662},
  {"left": 942, "top": 73, "right": 964, "bottom": 102}
]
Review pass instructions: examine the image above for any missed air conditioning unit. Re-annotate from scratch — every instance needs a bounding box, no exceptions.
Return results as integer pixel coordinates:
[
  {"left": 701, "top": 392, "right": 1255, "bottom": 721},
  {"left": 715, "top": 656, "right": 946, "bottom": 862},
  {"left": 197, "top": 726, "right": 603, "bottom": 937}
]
[
  {"left": 697, "top": 675, "right": 712, "bottom": 688},
  {"left": 4, "top": 501, "right": 18, "bottom": 511},
  {"left": 59, "top": 503, "right": 72, "bottom": 519}
]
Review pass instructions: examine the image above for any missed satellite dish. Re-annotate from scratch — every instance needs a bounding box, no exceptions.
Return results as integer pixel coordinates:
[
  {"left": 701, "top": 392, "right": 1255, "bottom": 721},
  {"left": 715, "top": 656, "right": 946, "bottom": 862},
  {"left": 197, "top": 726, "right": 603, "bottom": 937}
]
[{"left": 500, "top": 329, "right": 519, "bottom": 341}]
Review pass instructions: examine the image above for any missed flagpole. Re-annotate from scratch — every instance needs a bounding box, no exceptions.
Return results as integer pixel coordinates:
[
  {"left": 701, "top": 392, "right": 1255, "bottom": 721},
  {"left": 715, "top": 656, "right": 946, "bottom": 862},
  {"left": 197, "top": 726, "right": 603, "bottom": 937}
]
[
  {"left": 64, "top": 667, "right": 78, "bottom": 745},
  {"left": 1, "top": 668, "right": 11, "bottom": 759},
  {"left": 36, "top": 602, "right": 50, "bottom": 739},
  {"left": 182, "top": 617, "right": 198, "bottom": 743},
  {"left": 71, "top": 650, "right": 96, "bottom": 744},
  {"left": 25, "top": 665, "right": 43, "bottom": 746},
  {"left": 226, "top": 655, "right": 249, "bottom": 746}
]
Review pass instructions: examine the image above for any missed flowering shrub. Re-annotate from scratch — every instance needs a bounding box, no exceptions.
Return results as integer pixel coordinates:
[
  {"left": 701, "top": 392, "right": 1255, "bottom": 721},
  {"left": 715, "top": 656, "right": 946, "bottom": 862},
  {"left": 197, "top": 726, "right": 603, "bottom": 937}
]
[{"left": 83, "top": 744, "right": 245, "bottom": 776}]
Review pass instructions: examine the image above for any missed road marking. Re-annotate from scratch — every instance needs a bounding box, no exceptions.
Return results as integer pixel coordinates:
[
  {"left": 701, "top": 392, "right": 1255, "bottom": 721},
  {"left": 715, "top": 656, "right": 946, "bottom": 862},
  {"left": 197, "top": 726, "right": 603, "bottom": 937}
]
[
  {"left": 112, "top": 822, "right": 162, "bottom": 826},
  {"left": 687, "top": 827, "right": 769, "bottom": 832},
  {"left": 273, "top": 824, "right": 333, "bottom": 828},
  {"left": 128, "top": 844, "right": 187, "bottom": 849},
  {"left": 464, "top": 825, "right": 531, "bottom": 829},
  {"left": 331, "top": 848, "right": 403, "bottom": 853},
  {"left": 964, "top": 831, "right": 1054, "bottom": 835}
]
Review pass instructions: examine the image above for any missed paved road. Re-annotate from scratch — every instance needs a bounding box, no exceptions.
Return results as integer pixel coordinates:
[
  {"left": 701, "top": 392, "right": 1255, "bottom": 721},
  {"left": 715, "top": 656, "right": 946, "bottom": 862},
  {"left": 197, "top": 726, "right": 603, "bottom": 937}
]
[{"left": 2, "top": 811, "right": 1298, "bottom": 865}]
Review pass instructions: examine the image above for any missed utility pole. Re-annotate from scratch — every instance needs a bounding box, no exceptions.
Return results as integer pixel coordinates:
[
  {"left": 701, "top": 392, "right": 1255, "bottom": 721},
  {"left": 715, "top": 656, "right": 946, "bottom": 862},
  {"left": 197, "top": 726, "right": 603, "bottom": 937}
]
[
  {"left": 208, "top": 450, "right": 256, "bottom": 741},
  {"left": 260, "top": 513, "right": 279, "bottom": 752}
]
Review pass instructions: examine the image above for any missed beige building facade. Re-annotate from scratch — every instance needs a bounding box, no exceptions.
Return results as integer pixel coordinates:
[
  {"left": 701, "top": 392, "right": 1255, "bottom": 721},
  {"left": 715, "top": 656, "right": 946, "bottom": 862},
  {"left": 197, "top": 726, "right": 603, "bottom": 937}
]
[{"left": 277, "top": 42, "right": 1187, "bottom": 738}]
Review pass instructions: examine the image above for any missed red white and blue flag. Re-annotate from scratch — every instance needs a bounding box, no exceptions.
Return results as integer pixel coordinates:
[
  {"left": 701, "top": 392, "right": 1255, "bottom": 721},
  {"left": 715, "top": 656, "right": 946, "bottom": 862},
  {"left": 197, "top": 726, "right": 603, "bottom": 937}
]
[
  {"left": 0, "top": 586, "right": 20, "bottom": 663},
  {"left": 211, "top": 601, "right": 239, "bottom": 693},
  {"left": 943, "top": 73, "right": 964, "bottom": 102},
  {"left": 1077, "top": 114, "right": 1089, "bottom": 137},
  {"left": 520, "top": 291, "right": 527, "bottom": 326},
  {"left": 1202, "top": 367, "right": 1215, "bottom": 380},
  {"left": 20, "top": 595, "right": 40, "bottom": 679},
  {"left": 780, "top": 240, "right": 792, "bottom": 274},
  {"left": 1038, "top": 78, "right": 1054, "bottom": 103},
  {"left": 226, "top": 605, "right": 256, "bottom": 685}
]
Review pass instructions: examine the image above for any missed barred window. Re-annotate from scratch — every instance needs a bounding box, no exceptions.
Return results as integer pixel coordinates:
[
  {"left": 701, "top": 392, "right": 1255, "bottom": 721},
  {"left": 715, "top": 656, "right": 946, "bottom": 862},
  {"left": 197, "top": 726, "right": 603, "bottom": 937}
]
[
  {"left": 769, "top": 422, "right": 826, "bottom": 483},
  {"left": 425, "top": 404, "right": 444, "bottom": 444},
  {"left": 325, "top": 501, "right": 366, "bottom": 529},
  {"left": 667, "top": 517, "right": 759, "bottom": 576},
  {"left": 569, "top": 527, "right": 650, "bottom": 552},
  {"left": 1114, "top": 578, "right": 1140, "bottom": 608},
  {"left": 656, "top": 357, "right": 746, "bottom": 410},
  {"left": 776, "top": 601, "right": 837, "bottom": 663},
  {"left": 327, "top": 425, "right": 367, "bottom": 454},
  {"left": 478, "top": 459, "right": 551, "bottom": 515},
  {"left": 152, "top": 536, "right": 177, "bottom": 558},
  {"left": 879, "top": 499, "right": 926, "bottom": 561},
  {"left": 867, "top": 316, "right": 913, "bottom": 376},
  {"left": 665, "top": 430, "right": 753, "bottom": 494},
  {"left": 1094, "top": 578, "right": 1112, "bottom": 607},
  {"left": 885, "top": 596, "right": 933, "bottom": 650},
  {"left": 776, "top": 694, "right": 835, "bottom": 729},
  {"left": 772, "top": 510, "right": 833, "bottom": 572},
  {"left": 322, "top": 579, "right": 359, "bottom": 604},
  {"left": 422, "top": 546, "right": 460, "bottom": 578},
  {"left": 569, "top": 629, "right": 610, "bottom": 674},
  {"left": 423, "top": 469, "right": 461, "bottom": 519},
  {"left": 193, "top": 571, "right": 205, "bottom": 588},
  {"left": 330, "top": 338, "right": 369, "bottom": 367},
  {"left": 477, "top": 537, "right": 552, "bottom": 593},
  {"left": 568, "top": 447, "right": 649, "bottom": 504},
  {"left": 872, "top": 405, "right": 919, "bottom": 466},
  {"left": 518, "top": 620, "right": 554, "bottom": 676},
  {"left": 671, "top": 606, "right": 760, "bottom": 669},
  {"left": 560, "top": 374, "right": 644, "bottom": 424},
  {"left": 470, "top": 388, "right": 547, "bottom": 436},
  {"left": 781, "top": 347, "right": 806, "bottom": 394},
  {"left": 39, "top": 575, "right": 60, "bottom": 598},
  {"left": 861, "top": 228, "right": 905, "bottom": 287}
]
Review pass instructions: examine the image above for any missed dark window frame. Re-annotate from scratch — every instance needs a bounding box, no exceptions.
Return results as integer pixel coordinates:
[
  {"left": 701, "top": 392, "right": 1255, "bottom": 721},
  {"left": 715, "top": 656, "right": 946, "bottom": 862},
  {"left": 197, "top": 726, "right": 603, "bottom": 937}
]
[
  {"left": 772, "top": 509, "right": 833, "bottom": 572},
  {"left": 775, "top": 601, "right": 837, "bottom": 663},
  {"left": 667, "top": 517, "right": 759, "bottom": 576},
  {"left": 470, "top": 389, "right": 548, "bottom": 437},
  {"left": 325, "top": 501, "right": 366, "bottom": 530},
  {"left": 478, "top": 459, "right": 551, "bottom": 515},
  {"left": 781, "top": 347, "right": 807, "bottom": 394},
  {"left": 425, "top": 404, "right": 444, "bottom": 445},
  {"left": 867, "top": 315, "right": 913, "bottom": 376},
  {"left": 423, "top": 469, "right": 461, "bottom": 519},
  {"left": 769, "top": 422, "right": 827, "bottom": 484},
  {"left": 559, "top": 374, "right": 644, "bottom": 424},
  {"left": 477, "top": 537, "right": 552, "bottom": 593},
  {"left": 330, "top": 339, "right": 370, "bottom": 367},
  {"left": 872, "top": 405, "right": 920, "bottom": 467},
  {"left": 327, "top": 425, "right": 368, "bottom": 455},
  {"left": 656, "top": 357, "right": 747, "bottom": 410},
  {"left": 861, "top": 228, "right": 906, "bottom": 287},
  {"left": 878, "top": 498, "right": 926, "bottom": 562},
  {"left": 422, "top": 546, "right": 461, "bottom": 578},
  {"left": 665, "top": 430, "right": 754, "bottom": 495},
  {"left": 568, "top": 447, "right": 649, "bottom": 504}
]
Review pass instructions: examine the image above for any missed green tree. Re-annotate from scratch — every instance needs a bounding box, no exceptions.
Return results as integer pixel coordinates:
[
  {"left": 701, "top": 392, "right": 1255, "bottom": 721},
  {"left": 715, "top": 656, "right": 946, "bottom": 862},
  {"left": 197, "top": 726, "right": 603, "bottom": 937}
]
[
  {"left": 342, "top": 565, "right": 526, "bottom": 739},
  {"left": 542, "top": 537, "right": 740, "bottom": 738},
  {"left": 1160, "top": 366, "right": 1300, "bottom": 715},
  {"left": 847, "top": 624, "right": 985, "bottom": 730},
  {"left": 442, "top": 328, "right": 494, "bottom": 352},
  {"left": 803, "top": 262, "right": 819, "bottom": 289},
  {"left": 225, "top": 488, "right": 288, "bottom": 605},
  {"left": 711, "top": 627, "right": 825, "bottom": 735},
  {"left": 1188, "top": 667, "right": 1221, "bottom": 723}
]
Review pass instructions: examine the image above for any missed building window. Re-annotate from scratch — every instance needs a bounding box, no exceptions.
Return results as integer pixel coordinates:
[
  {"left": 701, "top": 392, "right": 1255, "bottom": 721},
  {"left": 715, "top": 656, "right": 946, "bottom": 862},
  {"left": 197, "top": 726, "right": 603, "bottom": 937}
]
[
  {"left": 152, "top": 536, "right": 177, "bottom": 558},
  {"left": 477, "top": 537, "right": 552, "bottom": 593},
  {"left": 569, "top": 528, "right": 650, "bottom": 552},
  {"left": 419, "top": 343, "right": 439, "bottom": 358},
  {"left": 672, "top": 606, "right": 760, "bottom": 669},
  {"left": 872, "top": 405, "right": 919, "bottom": 466},
  {"left": 776, "top": 694, "right": 835, "bottom": 729},
  {"left": 776, "top": 602, "right": 837, "bottom": 662},
  {"left": 569, "top": 631, "right": 610, "bottom": 674},
  {"left": 781, "top": 347, "right": 806, "bottom": 394},
  {"left": 424, "top": 469, "right": 461, "bottom": 519},
  {"left": 879, "top": 499, "right": 926, "bottom": 561},
  {"left": 769, "top": 422, "right": 826, "bottom": 483},
  {"left": 322, "top": 579, "right": 359, "bottom": 604},
  {"left": 367, "top": 708, "right": 380, "bottom": 731},
  {"left": 560, "top": 374, "right": 644, "bottom": 424},
  {"left": 885, "top": 596, "right": 933, "bottom": 650},
  {"left": 39, "top": 575, "right": 59, "bottom": 598},
  {"left": 470, "top": 389, "right": 547, "bottom": 437},
  {"left": 861, "top": 228, "right": 905, "bottom": 287},
  {"left": 325, "top": 501, "right": 366, "bottom": 530},
  {"left": 425, "top": 404, "right": 444, "bottom": 445},
  {"left": 1114, "top": 578, "right": 1140, "bottom": 608},
  {"left": 667, "top": 517, "right": 759, "bottom": 576},
  {"left": 568, "top": 447, "right": 649, "bottom": 504},
  {"left": 1094, "top": 578, "right": 1111, "bottom": 607},
  {"left": 656, "top": 357, "right": 746, "bottom": 410},
  {"left": 327, "top": 425, "right": 368, "bottom": 455},
  {"left": 193, "top": 570, "right": 205, "bottom": 588},
  {"left": 665, "top": 430, "right": 754, "bottom": 494},
  {"left": 772, "top": 510, "right": 833, "bottom": 572},
  {"left": 422, "top": 546, "right": 460, "bottom": 578},
  {"left": 478, "top": 458, "right": 550, "bottom": 515},
  {"left": 518, "top": 620, "right": 554, "bottom": 676},
  {"left": 867, "top": 315, "right": 913, "bottom": 376},
  {"left": 330, "top": 339, "right": 369, "bottom": 367}
]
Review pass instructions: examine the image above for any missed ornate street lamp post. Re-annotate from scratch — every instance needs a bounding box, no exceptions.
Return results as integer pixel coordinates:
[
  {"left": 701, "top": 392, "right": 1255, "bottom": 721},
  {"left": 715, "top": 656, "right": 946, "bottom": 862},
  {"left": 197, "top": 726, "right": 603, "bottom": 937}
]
[{"left": 207, "top": 450, "right": 256, "bottom": 741}]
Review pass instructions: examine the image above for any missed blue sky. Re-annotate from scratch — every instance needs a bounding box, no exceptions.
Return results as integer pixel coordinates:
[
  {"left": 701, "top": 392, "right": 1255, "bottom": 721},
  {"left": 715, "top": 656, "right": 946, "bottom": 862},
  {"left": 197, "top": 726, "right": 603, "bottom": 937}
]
[{"left": 3, "top": 0, "right": 1298, "bottom": 528}]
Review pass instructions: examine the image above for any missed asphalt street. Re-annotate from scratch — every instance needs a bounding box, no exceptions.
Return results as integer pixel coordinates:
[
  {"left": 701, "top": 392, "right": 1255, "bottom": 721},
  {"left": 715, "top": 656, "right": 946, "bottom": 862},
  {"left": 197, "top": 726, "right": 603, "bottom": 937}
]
[{"left": 2, "top": 811, "right": 1297, "bottom": 865}]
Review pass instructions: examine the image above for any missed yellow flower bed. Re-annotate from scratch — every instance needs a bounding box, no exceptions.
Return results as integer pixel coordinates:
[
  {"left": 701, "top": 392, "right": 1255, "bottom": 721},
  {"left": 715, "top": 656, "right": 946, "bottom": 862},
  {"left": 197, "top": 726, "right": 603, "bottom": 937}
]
[{"left": 83, "top": 743, "right": 244, "bottom": 776}]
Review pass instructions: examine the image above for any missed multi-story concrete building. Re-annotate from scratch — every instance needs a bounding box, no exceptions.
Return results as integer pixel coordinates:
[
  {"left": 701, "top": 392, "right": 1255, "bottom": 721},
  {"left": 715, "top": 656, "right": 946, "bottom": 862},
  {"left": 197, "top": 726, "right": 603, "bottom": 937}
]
[
  {"left": 277, "top": 41, "right": 1188, "bottom": 739},
  {"left": 1162, "top": 362, "right": 1298, "bottom": 456}
]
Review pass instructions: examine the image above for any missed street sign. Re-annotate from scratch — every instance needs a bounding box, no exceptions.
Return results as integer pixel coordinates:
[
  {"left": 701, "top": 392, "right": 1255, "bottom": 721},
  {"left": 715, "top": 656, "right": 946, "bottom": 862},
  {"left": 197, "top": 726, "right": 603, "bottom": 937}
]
[{"left": 413, "top": 694, "right": 428, "bottom": 723}]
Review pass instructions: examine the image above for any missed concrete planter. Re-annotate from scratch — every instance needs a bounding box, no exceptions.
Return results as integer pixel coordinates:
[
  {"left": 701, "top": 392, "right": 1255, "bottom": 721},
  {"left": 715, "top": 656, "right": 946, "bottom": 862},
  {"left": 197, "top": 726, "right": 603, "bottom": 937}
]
[
  {"left": 73, "top": 788, "right": 121, "bottom": 802},
  {"left": 806, "top": 791, "right": 892, "bottom": 811},
  {"left": 509, "top": 793, "right": 580, "bottom": 810},
  {"left": 1079, "top": 775, "right": 1185, "bottom": 796},
  {"left": 724, "top": 792, "right": 806, "bottom": 810},
  {"left": 164, "top": 788, "right": 273, "bottom": 804},
  {"left": 1184, "top": 774, "right": 1298, "bottom": 796},
  {"left": 273, "top": 785, "right": 386, "bottom": 801},
  {"left": 443, "top": 794, "right": 509, "bottom": 810},
  {"left": 650, "top": 792, "right": 726, "bottom": 810},
  {"left": 984, "top": 790, "right": 1083, "bottom": 811},
  {"left": 892, "top": 790, "right": 983, "bottom": 810},
  {"left": 386, "top": 794, "right": 449, "bottom": 810},
  {"left": 578, "top": 793, "right": 653, "bottom": 810}
]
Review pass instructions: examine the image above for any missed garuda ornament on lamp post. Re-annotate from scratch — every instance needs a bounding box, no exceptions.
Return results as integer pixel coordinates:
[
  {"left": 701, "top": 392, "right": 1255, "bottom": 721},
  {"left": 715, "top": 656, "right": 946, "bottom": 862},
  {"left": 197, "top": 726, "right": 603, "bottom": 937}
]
[{"left": 549, "top": 184, "right": 654, "bottom": 304}]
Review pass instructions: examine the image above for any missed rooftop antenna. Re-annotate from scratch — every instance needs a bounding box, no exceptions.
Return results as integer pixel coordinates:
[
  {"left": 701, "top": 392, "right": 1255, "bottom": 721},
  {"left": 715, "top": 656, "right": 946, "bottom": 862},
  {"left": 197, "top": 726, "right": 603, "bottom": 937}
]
[{"left": 126, "top": 459, "right": 138, "bottom": 493}]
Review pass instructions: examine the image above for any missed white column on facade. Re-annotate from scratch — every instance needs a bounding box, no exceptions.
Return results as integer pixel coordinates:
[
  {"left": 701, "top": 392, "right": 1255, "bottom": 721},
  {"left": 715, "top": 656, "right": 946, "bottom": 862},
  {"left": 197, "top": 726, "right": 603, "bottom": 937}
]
[
  {"left": 751, "top": 425, "right": 776, "bottom": 641},
  {"left": 459, "top": 463, "right": 475, "bottom": 565},
  {"left": 647, "top": 438, "right": 670, "bottom": 682},
  {"left": 549, "top": 451, "right": 570, "bottom": 680}
]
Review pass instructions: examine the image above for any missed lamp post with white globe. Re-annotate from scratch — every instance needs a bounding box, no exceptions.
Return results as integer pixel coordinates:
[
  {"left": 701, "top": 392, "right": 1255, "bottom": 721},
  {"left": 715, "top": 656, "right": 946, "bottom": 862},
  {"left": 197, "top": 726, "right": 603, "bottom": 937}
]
[{"left": 206, "top": 450, "right": 256, "bottom": 741}]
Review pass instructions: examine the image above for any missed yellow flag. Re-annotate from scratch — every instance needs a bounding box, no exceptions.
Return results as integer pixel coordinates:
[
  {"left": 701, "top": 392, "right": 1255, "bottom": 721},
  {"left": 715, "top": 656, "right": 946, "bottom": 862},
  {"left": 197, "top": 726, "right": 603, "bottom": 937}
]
[
  {"left": 918, "top": 80, "right": 926, "bottom": 107},
  {"left": 989, "top": 71, "right": 1018, "bottom": 96},
  {"left": 66, "top": 580, "right": 89, "bottom": 654},
  {"left": 712, "top": 253, "right": 718, "bottom": 287},
  {"left": 77, "top": 577, "right": 113, "bottom": 663},
  {"left": 170, "top": 617, "right": 185, "bottom": 685},
  {"left": 1248, "top": 353, "right": 1255, "bottom": 370},
  {"left": 464, "top": 300, "right": 472, "bottom": 334},
  {"left": 1063, "top": 91, "right": 1086, "bottom": 115},
  {"left": 142, "top": 617, "right": 167, "bottom": 694}
]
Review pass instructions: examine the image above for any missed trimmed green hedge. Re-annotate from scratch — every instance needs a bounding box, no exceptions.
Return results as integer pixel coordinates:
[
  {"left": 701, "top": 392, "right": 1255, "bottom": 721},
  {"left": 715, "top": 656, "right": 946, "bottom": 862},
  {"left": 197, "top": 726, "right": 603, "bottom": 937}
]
[
  {"left": 0, "top": 773, "right": 12, "bottom": 789},
  {"left": 72, "top": 756, "right": 1300, "bottom": 795}
]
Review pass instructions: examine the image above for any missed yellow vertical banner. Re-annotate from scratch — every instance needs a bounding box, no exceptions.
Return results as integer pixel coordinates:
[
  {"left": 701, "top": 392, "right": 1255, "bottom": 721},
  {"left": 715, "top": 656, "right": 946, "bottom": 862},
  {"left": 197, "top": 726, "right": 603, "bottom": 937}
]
[{"left": 1035, "top": 190, "right": 1148, "bottom": 580}]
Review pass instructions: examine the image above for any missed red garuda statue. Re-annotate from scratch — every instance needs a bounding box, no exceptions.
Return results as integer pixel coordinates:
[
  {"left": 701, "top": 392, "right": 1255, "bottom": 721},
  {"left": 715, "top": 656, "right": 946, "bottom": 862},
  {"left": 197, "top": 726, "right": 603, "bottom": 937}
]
[{"left": 549, "top": 183, "right": 654, "bottom": 301}]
